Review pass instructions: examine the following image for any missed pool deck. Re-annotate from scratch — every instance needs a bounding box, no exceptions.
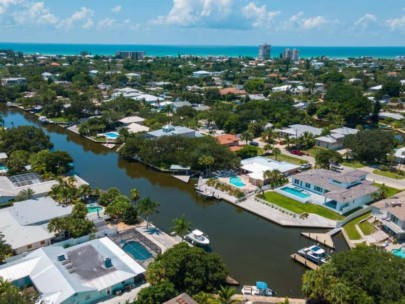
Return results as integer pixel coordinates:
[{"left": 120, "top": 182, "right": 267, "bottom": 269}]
[{"left": 135, "top": 223, "right": 181, "bottom": 253}]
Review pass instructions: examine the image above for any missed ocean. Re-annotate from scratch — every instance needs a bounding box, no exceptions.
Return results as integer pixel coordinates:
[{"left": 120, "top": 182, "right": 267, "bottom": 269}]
[{"left": 0, "top": 42, "right": 405, "bottom": 58}]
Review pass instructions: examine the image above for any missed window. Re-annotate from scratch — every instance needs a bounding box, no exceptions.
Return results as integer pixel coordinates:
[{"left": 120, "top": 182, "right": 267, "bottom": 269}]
[
  {"left": 333, "top": 180, "right": 342, "bottom": 184},
  {"left": 391, "top": 214, "right": 399, "bottom": 225},
  {"left": 40, "top": 240, "right": 46, "bottom": 245},
  {"left": 314, "top": 186, "right": 323, "bottom": 193},
  {"left": 293, "top": 179, "right": 299, "bottom": 185},
  {"left": 27, "top": 244, "right": 32, "bottom": 249},
  {"left": 305, "top": 183, "right": 310, "bottom": 188}
]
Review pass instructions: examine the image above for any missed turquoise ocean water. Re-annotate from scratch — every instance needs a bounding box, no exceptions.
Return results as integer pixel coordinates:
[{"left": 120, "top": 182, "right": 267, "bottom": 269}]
[{"left": 0, "top": 43, "right": 405, "bottom": 58}]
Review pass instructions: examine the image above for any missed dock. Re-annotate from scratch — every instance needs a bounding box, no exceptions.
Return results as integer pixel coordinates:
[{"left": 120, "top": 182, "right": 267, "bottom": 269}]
[
  {"left": 290, "top": 253, "right": 319, "bottom": 270},
  {"left": 172, "top": 175, "right": 191, "bottom": 183},
  {"left": 301, "top": 232, "right": 335, "bottom": 249}
]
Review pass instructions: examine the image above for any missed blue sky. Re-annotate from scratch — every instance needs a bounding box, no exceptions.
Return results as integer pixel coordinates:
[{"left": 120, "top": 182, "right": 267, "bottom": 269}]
[{"left": 0, "top": 0, "right": 404, "bottom": 46}]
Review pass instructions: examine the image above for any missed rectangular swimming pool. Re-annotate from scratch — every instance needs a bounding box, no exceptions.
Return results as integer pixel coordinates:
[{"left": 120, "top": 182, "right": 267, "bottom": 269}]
[
  {"left": 122, "top": 241, "right": 153, "bottom": 261},
  {"left": 229, "top": 176, "right": 245, "bottom": 188},
  {"left": 280, "top": 186, "right": 310, "bottom": 198},
  {"left": 104, "top": 132, "right": 119, "bottom": 139}
]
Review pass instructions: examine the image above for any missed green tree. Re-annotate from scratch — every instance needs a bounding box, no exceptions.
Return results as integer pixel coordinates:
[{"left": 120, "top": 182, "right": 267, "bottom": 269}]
[
  {"left": 105, "top": 195, "right": 132, "bottom": 220},
  {"left": 30, "top": 150, "right": 73, "bottom": 175},
  {"left": 15, "top": 188, "right": 35, "bottom": 201},
  {"left": 0, "top": 234, "right": 12, "bottom": 263},
  {"left": 130, "top": 188, "right": 140, "bottom": 201},
  {"left": 0, "top": 277, "right": 38, "bottom": 304},
  {"left": 272, "top": 147, "right": 281, "bottom": 161},
  {"left": 198, "top": 155, "right": 215, "bottom": 176},
  {"left": 218, "top": 286, "right": 238, "bottom": 304},
  {"left": 315, "top": 149, "right": 343, "bottom": 169},
  {"left": 171, "top": 214, "right": 191, "bottom": 239},
  {"left": 136, "top": 197, "right": 160, "bottom": 227},
  {"left": 146, "top": 243, "right": 228, "bottom": 295},
  {"left": 6, "top": 150, "right": 30, "bottom": 174},
  {"left": 99, "top": 187, "right": 121, "bottom": 206},
  {"left": 236, "top": 145, "right": 259, "bottom": 159},
  {"left": 240, "top": 131, "right": 253, "bottom": 144},
  {"left": 135, "top": 281, "right": 177, "bottom": 304}
]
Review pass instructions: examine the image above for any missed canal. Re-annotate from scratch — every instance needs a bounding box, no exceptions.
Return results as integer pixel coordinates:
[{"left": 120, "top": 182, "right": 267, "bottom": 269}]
[{"left": 1, "top": 106, "right": 349, "bottom": 297}]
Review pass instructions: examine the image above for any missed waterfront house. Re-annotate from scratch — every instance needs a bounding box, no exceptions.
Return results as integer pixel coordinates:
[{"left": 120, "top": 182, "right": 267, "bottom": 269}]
[
  {"left": 240, "top": 156, "right": 300, "bottom": 186},
  {"left": 0, "top": 173, "right": 58, "bottom": 203},
  {"left": 145, "top": 124, "right": 202, "bottom": 139},
  {"left": 215, "top": 134, "right": 242, "bottom": 152},
  {"left": 0, "top": 197, "right": 73, "bottom": 254},
  {"left": 1, "top": 77, "right": 27, "bottom": 86},
  {"left": 315, "top": 127, "right": 358, "bottom": 150},
  {"left": 276, "top": 124, "right": 322, "bottom": 139},
  {"left": 288, "top": 169, "right": 377, "bottom": 214},
  {"left": 372, "top": 191, "right": 405, "bottom": 240},
  {"left": 0, "top": 237, "right": 145, "bottom": 304}
]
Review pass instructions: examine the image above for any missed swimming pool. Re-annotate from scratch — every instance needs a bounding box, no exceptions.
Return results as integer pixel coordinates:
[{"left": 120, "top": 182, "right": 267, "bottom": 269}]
[
  {"left": 122, "top": 241, "right": 153, "bottom": 261},
  {"left": 87, "top": 203, "right": 102, "bottom": 213},
  {"left": 104, "top": 132, "right": 119, "bottom": 139},
  {"left": 392, "top": 248, "right": 405, "bottom": 258},
  {"left": 280, "top": 186, "right": 310, "bottom": 199},
  {"left": 229, "top": 176, "right": 245, "bottom": 188}
]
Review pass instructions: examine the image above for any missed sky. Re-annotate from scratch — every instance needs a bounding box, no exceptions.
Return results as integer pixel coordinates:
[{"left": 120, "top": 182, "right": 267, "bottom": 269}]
[{"left": 0, "top": 0, "right": 404, "bottom": 46}]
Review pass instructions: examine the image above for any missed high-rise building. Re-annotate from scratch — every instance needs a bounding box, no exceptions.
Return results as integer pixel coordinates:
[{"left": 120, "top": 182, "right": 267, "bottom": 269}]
[
  {"left": 258, "top": 43, "right": 271, "bottom": 60},
  {"left": 282, "top": 48, "right": 299, "bottom": 61},
  {"left": 115, "top": 51, "right": 145, "bottom": 60}
]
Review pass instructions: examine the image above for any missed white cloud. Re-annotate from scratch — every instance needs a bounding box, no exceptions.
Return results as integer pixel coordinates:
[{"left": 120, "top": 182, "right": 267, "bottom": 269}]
[
  {"left": 12, "top": 2, "right": 58, "bottom": 25},
  {"left": 153, "top": 0, "right": 232, "bottom": 27},
  {"left": 284, "top": 11, "right": 329, "bottom": 30},
  {"left": 386, "top": 14, "right": 405, "bottom": 31},
  {"left": 0, "top": 0, "right": 23, "bottom": 15},
  {"left": 58, "top": 7, "right": 94, "bottom": 30},
  {"left": 112, "top": 5, "right": 121, "bottom": 13},
  {"left": 242, "top": 2, "right": 280, "bottom": 28},
  {"left": 355, "top": 14, "right": 377, "bottom": 28},
  {"left": 97, "top": 18, "right": 115, "bottom": 29}
]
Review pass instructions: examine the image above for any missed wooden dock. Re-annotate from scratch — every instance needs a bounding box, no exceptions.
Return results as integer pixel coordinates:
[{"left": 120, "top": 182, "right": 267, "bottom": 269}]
[
  {"left": 172, "top": 175, "right": 191, "bottom": 183},
  {"left": 301, "top": 232, "right": 335, "bottom": 249},
  {"left": 290, "top": 253, "right": 319, "bottom": 270}
]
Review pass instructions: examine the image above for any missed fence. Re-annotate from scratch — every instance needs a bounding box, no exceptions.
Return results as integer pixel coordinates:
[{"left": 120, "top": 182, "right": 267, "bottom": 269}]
[
  {"left": 336, "top": 206, "right": 372, "bottom": 228},
  {"left": 113, "top": 228, "right": 162, "bottom": 255}
]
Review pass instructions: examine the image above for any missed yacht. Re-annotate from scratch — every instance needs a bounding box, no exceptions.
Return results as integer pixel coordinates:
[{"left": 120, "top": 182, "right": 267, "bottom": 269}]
[
  {"left": 298, "top": 245, "right": 327, "bottom": 264},
  {"left": 242, "top": 281, "right": 276, "bottom": 297},
  {"left": 38, "top": 116, "right": 49, "bottom": 124},
  {"left": 185, "top": 229, "right": 210, "bottom": 246}
]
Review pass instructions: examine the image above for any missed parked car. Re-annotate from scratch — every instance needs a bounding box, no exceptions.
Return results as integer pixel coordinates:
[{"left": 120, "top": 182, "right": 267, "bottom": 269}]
[
  {"left": 290, "top": 149, "right": 305, "bottom": 156},
  {"left": 299, "top": 163, "right": 312, "bottom": 170},
  {"left": 249, "top": 141, "right": 259, "bottom": 147},
  {"left": 330, "top": 163, "right": 343, "bottom": 170}
]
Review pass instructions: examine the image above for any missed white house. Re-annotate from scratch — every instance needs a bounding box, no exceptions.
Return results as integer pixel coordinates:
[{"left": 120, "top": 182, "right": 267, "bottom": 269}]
[
  {"left": 0, "top": 197, "right": 72, "bottom": 254},
  {"left": 1, "top": 77, "right": 27, "bottom": 86},
  {"left": 240, "top": 156, "right": 300, "bottom": 186},
  {"left": 193, "top": 70, "right": 212, "bottom": 78},
  {"left": 315, "top": 127, "right": 358, "bottom": 150},
  {"left": 146, "top": 124, "right": 202, "bottom": 139},
  {"left": 0, "top": 237, "right": 145, "bottom": 304},
  {"left": 41, "top": 72, "right": 53, "bottom": 81},
  {"left": 276, "top": 124, "right": 322, "bottom": 139},
  {"left": 126, "top": 73, "right": 141, "bottom": 81},
  {"left": 287, "top": 169, "right": 378, "bottom": 214},
  {"left": 379, "top": 112, "right": 404, "bottom": 121}
]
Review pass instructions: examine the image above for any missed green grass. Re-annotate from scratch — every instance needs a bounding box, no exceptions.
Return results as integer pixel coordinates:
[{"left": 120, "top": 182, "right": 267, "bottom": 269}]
[
  {"left": 305, "top": 147, "right": 325, "bottom": 158},
  {"left": 343, "top": 212, "right": 372, "bottom": 240},
  {"left": 50, "top": 117, "right": 70, "bottom": 123},
  {"left": 373, "top": 183, "right": 402, "bottom": 198},
  {"left": 263, "top": 191, "right": 344, "bottom": 220},
  {"left": 267, "top": 153, "right": 305, "bottom": 165},
  {"left": 342, "top": 161, "right": 364, "bottom": 168},
  {"left": 373, "top": 170, "right": 405, "bottom": 180},
  {"left": 358, "top": 220, "right": 376, "bottom": 236}
]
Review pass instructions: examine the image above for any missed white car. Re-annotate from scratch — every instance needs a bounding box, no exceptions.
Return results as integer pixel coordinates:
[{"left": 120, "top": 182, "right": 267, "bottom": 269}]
[{"left": 330, "top": 164, "right": 343, "bottom": 170}]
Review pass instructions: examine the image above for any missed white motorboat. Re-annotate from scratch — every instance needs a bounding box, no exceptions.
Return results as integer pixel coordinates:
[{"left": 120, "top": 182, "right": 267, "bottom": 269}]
[
  {"left": 298, "top": 245, "right": 327, "bottom": 264},
  {"left": 185, "top": 229, "right": 210, "bottom": 246},
  {"left": 242, "top": 281, "right": 276, "bottom": 297},
  {"left": 38, "top": 116, "right": 49, "bottom": 124}
]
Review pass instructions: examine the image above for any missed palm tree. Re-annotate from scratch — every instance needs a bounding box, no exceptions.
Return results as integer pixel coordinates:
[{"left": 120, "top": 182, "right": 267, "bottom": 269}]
[
  {"left": 240, "top": 131, "right": 253, "bottom": 144},
  {"left": 15, "top": 188, "right": 35, "bottom": 201},
  {"left": 372, "top": 184, "right": 389, "bottom": 201},
  {"left": 136, "top": 197, "right": 160, "bottom": 228},
  {"left": 198, "top": 155, "right": 215, "bottom": 176},
  {"left": 272, "top": 147, "right": 281, "bottom": 161},
  {"left": 171, "top": 214, "right": 191, "bottom": 239},
  {"left": 263, "top": 144, "right": 273, "bottom": 155},
  {"left": 130, "top": 188, "right": 140, "bottom": 201},
  {"left": 218, "top": 286, "right": 238, "bottom": 304}
]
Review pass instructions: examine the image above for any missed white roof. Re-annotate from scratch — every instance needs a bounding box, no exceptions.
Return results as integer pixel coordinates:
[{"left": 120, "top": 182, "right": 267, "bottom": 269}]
[
  {"left": 132, "top": 94, "right": 163, "bottom": 103},
  {"left": 126, "top": 123, "right": 150, "bottom": 134},
  {"left": 118, "top": 116, "right": 145, "bottom": 124},
  {"left": 0, "top": 237, "right": 145, "bottom": 304},
  {"left": 241, "top": 156, "right": 299, "bottom": 181},
  {"left": 379, "top": 112, "right": 404, "bottom": 120},
  {"left": 369, "top": 85, "right": 382, "bottom": 91},
  {"left": 0, "top": 152, "right": 7, "bottom": 159}
]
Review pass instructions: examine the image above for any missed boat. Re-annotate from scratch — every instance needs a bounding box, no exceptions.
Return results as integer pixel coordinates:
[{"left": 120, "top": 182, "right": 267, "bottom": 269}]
[
  {"left": 38, "top": 116, "right": 49, "bottom": 124},
  {"left": 195, "top": 188, "right": 215, "bottom": 199},
  {"left": 242, "top": 281, "right": 276, "bottom": 297},
  {"left": 185, "top": 229, "right": 210, "bottom": 246},
  {"left": 298, "top": 245, "right": 327, "bottom": 264}
]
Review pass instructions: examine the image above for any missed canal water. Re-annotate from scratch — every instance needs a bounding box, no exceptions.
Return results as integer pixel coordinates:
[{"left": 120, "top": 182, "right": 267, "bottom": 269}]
[{"left": 0, "top": 106, "right": 349, "bottom": 297}]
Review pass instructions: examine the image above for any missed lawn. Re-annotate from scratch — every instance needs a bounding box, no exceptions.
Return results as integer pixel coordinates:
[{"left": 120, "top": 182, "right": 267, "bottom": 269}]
[
  {"left": 49, "top": 117, "right": 70, "bottom": 123},
  {"left": 305, "top": 147, "right": 325, "bottom": 158},
  {"left": 343, "top": 212, "right": 372, "bottom": 240},
  {"left": 267, "top": 154, "right": 305, "bottom": 165},
  {"left": 373, "top": 183, "right": 402, "bottom": 198},
  {"left": 358, "top": 220, "right": 376, "bottom": 236},
  {"left": 342, "top": 161, "right": 364, "bottom": 168},
  {"left": 373, "top": 169, "right": 405, "bottom": 180},
  {"left": 263, "top": 191, "right": 344, "bottom": 220}
]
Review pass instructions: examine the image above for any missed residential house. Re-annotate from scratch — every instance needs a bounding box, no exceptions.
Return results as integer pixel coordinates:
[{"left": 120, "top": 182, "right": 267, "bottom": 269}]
[
  {"left": 240, "top": 156, "right": 300, "bottom": 186},
  {"left": 219, "top": 88, "right": 247, "bottom": 96},
  {"left": 0, "top": 197, "right": 73, "bottom": 254},
  {"left": 145, "top": 124, "right": 202, "bottom": 139},
  {"left": 164, "top": 293, "right": 198, "bottom": 304},
  {"left": 0, "top": 237, "right": 145, "bottom": 304},
  {"left": 1, "top": 77, "right": 27, "bottom": 86},
  {"left": 289, "top": 169, "right": 378, "bottom": 214},
  {"left": 276, "top": 124, "right": 322, "bottom": 139},
  {"left": 41, "top": 72, "right": 53, "bottom": 81},
  {"left": 315, "top": 127, "right": 358, "bottom": 150},
  {"left": 193, "top": 70, "right": 212, "bottom": 78},
  {"left": 215, "top": 134, "right": 242, "bottom": 152},
  {"left": 379, "top": 112, "right": 404, "bottom": 121}
]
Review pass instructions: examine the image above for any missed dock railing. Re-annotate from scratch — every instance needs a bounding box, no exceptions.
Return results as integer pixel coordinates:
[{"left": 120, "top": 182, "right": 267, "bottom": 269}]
[{"left": 254, "top": 196, "right": 302, "bottom": 218}]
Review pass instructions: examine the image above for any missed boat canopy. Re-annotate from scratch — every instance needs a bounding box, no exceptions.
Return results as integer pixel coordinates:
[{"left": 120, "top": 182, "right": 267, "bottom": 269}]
[
  {"left": 256, "top": 281, "right": 268, "bottom": 289},
  {"left": 192, "top": 229, "right": 204, "bottom": 236}
]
